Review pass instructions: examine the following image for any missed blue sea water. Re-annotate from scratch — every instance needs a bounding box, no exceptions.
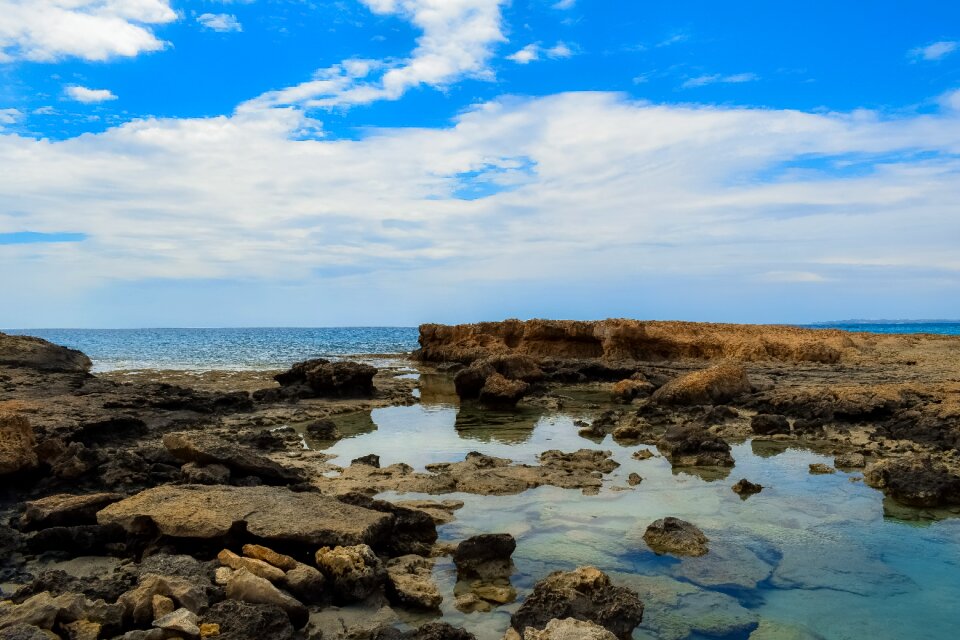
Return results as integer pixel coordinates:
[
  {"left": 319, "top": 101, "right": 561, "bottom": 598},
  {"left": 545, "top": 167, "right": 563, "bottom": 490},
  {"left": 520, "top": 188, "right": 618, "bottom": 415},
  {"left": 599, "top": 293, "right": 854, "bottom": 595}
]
[{"left": 3, "top": 322, "right": 958, "bottom": 372}]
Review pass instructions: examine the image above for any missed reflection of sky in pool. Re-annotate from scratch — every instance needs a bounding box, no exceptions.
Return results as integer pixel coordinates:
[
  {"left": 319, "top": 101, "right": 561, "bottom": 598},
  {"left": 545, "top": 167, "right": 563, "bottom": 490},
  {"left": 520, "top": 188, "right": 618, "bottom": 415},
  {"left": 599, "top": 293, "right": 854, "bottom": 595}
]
[{"left": 295, "top": 373, "right": 960, "bottom": 640}]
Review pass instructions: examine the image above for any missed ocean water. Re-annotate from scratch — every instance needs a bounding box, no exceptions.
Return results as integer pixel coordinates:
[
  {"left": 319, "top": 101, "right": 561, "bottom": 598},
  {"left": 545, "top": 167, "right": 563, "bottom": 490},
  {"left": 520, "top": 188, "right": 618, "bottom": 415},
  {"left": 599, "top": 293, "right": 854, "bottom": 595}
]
[
  {"left": 290, "top": 373, "right": 960, "bottom": 640},
  {"left": 3, "top": 322, "right": 958, "bottom": 372}
]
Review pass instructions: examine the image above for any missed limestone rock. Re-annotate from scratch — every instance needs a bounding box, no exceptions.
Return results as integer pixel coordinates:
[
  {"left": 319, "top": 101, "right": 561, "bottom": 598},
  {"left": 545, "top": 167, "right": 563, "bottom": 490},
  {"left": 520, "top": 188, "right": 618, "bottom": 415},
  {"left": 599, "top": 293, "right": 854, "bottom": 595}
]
[
  {"left": 808, "top": 463, "right": 835, "bottom": 475},
  {"left": 97, "top": 484, "right": 393, "bottom": 546},
  {"left": 0, "top": 332, "right": 91, "bottom": 372},
  {"left": 385, "top": 555, "right": 442, "bottom": 610},
  {"left": 225, "top": 569, "right": 307, "bottom": 628},
  {"left": 315, "top": 544, "right": 386, "bottom": 603},
  {"left": 305, "top": 419, "right": 340, "bottom": 440},
  {"left": 643, "top": 518, "right": 709, "bottom": 557},
  {"left": 20, "top": 493, "right": 124, "bottom": 530},
  {"left": 834, "top": 452, "right": 866, "bottom": 469},
  {"left": 453, "top": 533, "right": 516, "bottom": 579},
  {"left": 750, "top": 414, "right": 790, "bottom": 436},
  {"left": 242, "top": 544, "right": 298, "bottom": 571},
  {"left": 202, "top": 600, "right": 294, "bottom": 640},
  {"left": 731, "top": 479, "right": 763, "bottom": 497},
  {"left": 282, "top": 563, "right": 325, "bottom": 604},
  {"left": 864, "top": 454, "right": 960, "bottom": 507},
  {"left": 611, "top": 379, "right": 653, "bottom": 404},
  {"left": 153, "top": 608, "right": 200, "bottom": 637},
  {"left": 218, "top": 549, "right": 285, "bottom": 584},
  {"left": 162, "top": 432, "right": 303, "bottom": 485},
  {"left": 627, "top": 473, "right": 643, "bottom": 486},
  {"left": 151, "top": 595, "right": 175, "bottom": 620},
  {"left": 521, "top": 618, "right": 618, "bottom": 640},
  {"left": 479, "top": 373, "right": 530, "bottom": 409},
  {"left": 272, "top": 359, "right": 377, "bottom": 398},
  {"left": 0, "top": 414, "right": 37, "bottom": 475},
  {"left": 181, "top": 462, "right": 231, "bottom": 485},
  {"left": 510, "top": 567, "right": 644, "bottom": 639},
  {"left": 64, "top": 620, "right": 101, "bottom": 640},
  {"left": 651, "top": 364, "right": 751, "bottom": 406},
  {"left": 657, "top": 424, "right": 734, "bottom": 468},
  {"left": 119, "top": 574, "right": 209, "bottom": 626}
]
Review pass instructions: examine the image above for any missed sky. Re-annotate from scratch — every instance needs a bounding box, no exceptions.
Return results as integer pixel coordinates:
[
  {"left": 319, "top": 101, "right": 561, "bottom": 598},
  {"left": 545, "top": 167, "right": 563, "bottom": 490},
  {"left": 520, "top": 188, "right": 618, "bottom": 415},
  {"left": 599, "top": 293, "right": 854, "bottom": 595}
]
[{"left": 1, "top": 1, "right": 959, "bottom": 328}]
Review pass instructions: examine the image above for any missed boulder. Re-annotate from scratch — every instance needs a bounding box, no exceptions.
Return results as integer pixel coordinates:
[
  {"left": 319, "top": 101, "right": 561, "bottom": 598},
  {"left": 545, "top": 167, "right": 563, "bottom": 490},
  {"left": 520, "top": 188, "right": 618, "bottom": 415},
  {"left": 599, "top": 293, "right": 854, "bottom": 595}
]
[
  {"left": 202, "top": 600, "right": 294, "bottom": 640},
  {"left": 479, "top": 373, "right": 530, "bottom": 409},
  {"left": 218, "top": 549, "right": 285, "bottom": 584},
  {"left": 0, "top": 332, "right": 91, "bottom": 372},
  {"left": 162, "top": 432, "right": 303, "bottom": 485},
  {"left": 282, "top": 563, "right": 326, "bottom": 604},
  {"left": 118, "top": 574, "right": 209, "bottom": 626},
  {"left": 611, "top": 379, "right": 653, "bottom": 404},
  {"left": 335, "top": 492, "right": 438, "bottom": 557},
  {"left": 273, "top": 358, "right": 377, "bottom": 398},
  {"left": 834, "top": 452, "right": 866, "bottom": 469},
  {"left": 750, "top": 414, "right": 790, "bottom": 436},
  {"left": 0, "top": 414, "right": 37, "bottom": 475},
  {"left": 731, "top": 479, "right": 763, "bottom": 497},
  {"left": 305, "top": 419, "right": 340, "bottom": 440},
  {"left": 651, "top": 363, "right": 751, "bottom": 406},
  {"left": 643, "top": 517, "right": 709, "bottom": 557},
  {"left": 519, "top": 618, "right": 618, "bottom": 640},
  {"left": 351, "top": 454, "right": 381, "bottom": 468},
  {"left": 657, "top": 424, "right": 734, "bottom": 467},
  {"left": 225, "top": 569, "right": 307, "bottom": 628},
  {"left": 385, "top": 555, "right": 442, "bottom": 610},
  {"left": 20, "top": 493, "right": 124, "bottom": 530},
  {"left": 510, "top": 567, "right": 643, "bottom": 639},
  {"left": 97, "top": 484, "right": 393, "bottom": 547},
  {"left": 453, "top": 534, "right": 516, "bottom": 579},
  {"left": 315, "top": 544, "right": 387, "bottom": 603},
  {"left": 152, "top": 608, "right": 200, "bottom": 637},
  {"left": 864, "top": 454, "right": 960, "bottom": 507}
]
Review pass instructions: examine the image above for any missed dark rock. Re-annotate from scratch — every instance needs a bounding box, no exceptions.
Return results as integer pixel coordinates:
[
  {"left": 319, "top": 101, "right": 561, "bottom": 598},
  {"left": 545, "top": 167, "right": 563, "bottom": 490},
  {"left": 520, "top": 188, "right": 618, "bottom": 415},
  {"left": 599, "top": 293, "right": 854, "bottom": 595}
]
[
  {"left": 202, "top": 600, "right": 295, "bottom": 640},
  {"left": 0, "top": 332, "right": 91, "bottom": 372},
  {"left": 479, "top": 373, "right": 529, "bottom": 409},
  {"left": 272, "top": 358, "right": 377, "bottom": 398},
  {"left": 0, "top": 624, "right": 53, "bottom": 640},
  {"left": 864, "top": 455, "right": 960, "bottom": 507},
  {"left": 510, "top": 566, "right": 644, "bottom": 639},
  {"left": 453, "top": 533, "right": 516, "bottom": 579},
  {"left": 750, "top": 414, "right": 790, "bottom": 435},
  {"left": 642, "top": 517, "right": 709, "bottom": 557},
  {"left": 0, "top": 413, "right": 37, "bottom": 476},
  {"left": 11, "top": 569, "right": 135, "bottom": 605},
  {"left": 315, "top": 544, "right": 387, "bottom": 603},
  {"left": 305, "top": 419, "right": 340, "bottom": 440},
  {"left": 24, "top": 524, "right": 126, "bottom": 554},
  {"left": 657, "top": 424, "right": 734, "bottom": 467},
  {"left": 336, "top": 493, "right": 437, "bottom": 556},
  {"left": 403, "top": 622, "right": 477, "bottom": 640},
  {"left": 701, "top": 405, "right": 739, "bottom": 425},
  {"left": 20, "top": 492, "right": 124, "bottom": 530},
  {"left": 351, "top": 454, "right": 381, "bottom": 468},
  {"left": 181, "top": 462, "right": 231, "bottom": 485},
  {"left": 731, "top": 478, "right": 763, "bottom": 497}
]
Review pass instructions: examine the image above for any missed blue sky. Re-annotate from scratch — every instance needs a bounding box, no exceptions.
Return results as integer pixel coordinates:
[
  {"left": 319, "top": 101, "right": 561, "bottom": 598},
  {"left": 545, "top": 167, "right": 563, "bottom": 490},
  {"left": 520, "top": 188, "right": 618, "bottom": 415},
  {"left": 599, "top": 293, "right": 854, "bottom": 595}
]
[{"left": 1, "top": 0, "right": 959, "bottom": 327}]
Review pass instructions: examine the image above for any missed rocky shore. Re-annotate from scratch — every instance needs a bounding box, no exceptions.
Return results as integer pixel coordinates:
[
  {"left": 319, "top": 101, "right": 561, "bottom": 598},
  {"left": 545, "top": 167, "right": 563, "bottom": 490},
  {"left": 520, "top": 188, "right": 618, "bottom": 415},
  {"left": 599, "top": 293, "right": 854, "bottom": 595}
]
[{"left": 1, "top": 319, "right": 959, "bottom": 639}]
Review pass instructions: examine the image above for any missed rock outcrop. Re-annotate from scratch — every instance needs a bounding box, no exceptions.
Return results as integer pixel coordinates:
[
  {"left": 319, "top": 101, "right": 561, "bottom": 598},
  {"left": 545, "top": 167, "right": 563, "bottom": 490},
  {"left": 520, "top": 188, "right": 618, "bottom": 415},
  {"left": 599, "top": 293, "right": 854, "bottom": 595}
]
[
  {"left": 510, "top": 567, "right": 644, "bottom": 639},
  {"left": 260, "top": 358, "right": 377, "bottom": 400},
  {"left": 385, "top": 555, "right": 442, "bottom": 610},
  {"left": 0, "top": 414, "right": 37, "bottom": 475},
  {"left": 97, "top": 484, "right": 393, "bottom": 547},
  {"left": 864, "top": 455, "right": 960, "bottom": 507},
  {"left": 657, "top": 424, "right": 734, "bottom": 468},
  {"left": 162, "top": 432, "right": 304, "bottom": 485},
  {"left": 315, "top": 544, "right": 386, "bottom": 603},
  {"left": 651, "top": 363, "right": 751, "bottom": 406},
  {"left": 0, "top": 332, "right": 92, "bottom": 373}
]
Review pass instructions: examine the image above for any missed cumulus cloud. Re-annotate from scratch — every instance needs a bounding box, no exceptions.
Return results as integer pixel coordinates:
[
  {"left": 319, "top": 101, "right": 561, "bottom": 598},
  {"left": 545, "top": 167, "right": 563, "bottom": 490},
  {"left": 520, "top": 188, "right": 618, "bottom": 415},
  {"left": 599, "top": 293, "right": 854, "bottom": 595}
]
[
  {"left": 506, "top": 41, "right": 574, "bottom": 64},
  {"left": 241, "top": 0, "right": 506, "bottom": 111},
  {"left": 2, "top": 92, "right": 960, "bottom": 324},
  {"left": 0, "top": 0, "right": 176, "bottom": 63},
  {"left": 197, "top": 13, "right": 242, "bottom": 33},
  {"left": 0, "top": 108, "right": 22, "bottom": 126},
  {"left": 682, "top": 72, "right": 759, "bottom": 88},
  {"left": 552, "top": 0, "right": 576, "bottom": 9},
  {"left": 909, "top": 40, "right": 958, "bottom": 61},
  {"left": 65, "top": 86, "right": 118, "bottom": 103}
]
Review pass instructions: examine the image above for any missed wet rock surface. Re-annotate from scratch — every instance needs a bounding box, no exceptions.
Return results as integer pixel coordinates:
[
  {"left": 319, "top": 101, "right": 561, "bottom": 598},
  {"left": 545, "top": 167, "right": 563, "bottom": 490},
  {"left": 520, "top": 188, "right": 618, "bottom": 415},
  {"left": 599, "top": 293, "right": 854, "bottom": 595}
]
[
  {"left": 643, "top": 518, "right": 710, "bottom": 557},
  {"left": 864, "top": 454, "right": 960, "bottom": 507},
  {"left": 266, "top": 358, "right": 378, "bottom": 400}
]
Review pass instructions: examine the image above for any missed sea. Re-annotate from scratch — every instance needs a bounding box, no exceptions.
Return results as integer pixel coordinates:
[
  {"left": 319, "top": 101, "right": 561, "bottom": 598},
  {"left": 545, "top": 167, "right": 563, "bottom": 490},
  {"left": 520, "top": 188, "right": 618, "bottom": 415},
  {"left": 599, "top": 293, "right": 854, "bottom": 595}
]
[{"left": 3, "top": 322, "right": 959, "bottom": 372}]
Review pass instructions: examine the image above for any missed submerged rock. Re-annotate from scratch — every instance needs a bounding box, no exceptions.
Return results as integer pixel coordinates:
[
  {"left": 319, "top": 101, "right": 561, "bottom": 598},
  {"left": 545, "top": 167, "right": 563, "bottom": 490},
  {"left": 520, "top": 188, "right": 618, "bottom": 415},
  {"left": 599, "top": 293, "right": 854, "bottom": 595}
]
[
  {"left": 651, "top": 363, "right": 751, "bottom": 406},
  {"left": 97, "top": 484, "right": 393, "bottom": 547},
  {"left": 515, "top": 618, "right": 618, "bottom": 640},
  {"left": 510, "top": 566, "right": 643, "bottom": 639},
  {"left": 643, "top": 517, "right": 709, "bottom": 557},
  {"left": 864, "top": 454, "right": 960, "bottom": 507}
]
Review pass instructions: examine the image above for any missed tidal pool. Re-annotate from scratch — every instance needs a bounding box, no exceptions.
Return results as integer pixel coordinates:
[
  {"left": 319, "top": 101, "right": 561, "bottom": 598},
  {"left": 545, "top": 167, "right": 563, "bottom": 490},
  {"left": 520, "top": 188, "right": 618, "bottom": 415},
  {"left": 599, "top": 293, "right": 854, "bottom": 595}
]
[{"left": 300, "top": 374, "right": 960, "bottom": 640}]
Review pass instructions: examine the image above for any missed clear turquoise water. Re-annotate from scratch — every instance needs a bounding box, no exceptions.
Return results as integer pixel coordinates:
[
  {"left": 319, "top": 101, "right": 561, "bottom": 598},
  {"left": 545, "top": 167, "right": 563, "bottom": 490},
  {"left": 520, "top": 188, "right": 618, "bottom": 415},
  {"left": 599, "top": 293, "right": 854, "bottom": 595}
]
[
  {"left": 3, "top": 322, "right": 959, "bottom": 372},
  {"left": 299, "top": 374, "right": 960, "bottom": 640}
]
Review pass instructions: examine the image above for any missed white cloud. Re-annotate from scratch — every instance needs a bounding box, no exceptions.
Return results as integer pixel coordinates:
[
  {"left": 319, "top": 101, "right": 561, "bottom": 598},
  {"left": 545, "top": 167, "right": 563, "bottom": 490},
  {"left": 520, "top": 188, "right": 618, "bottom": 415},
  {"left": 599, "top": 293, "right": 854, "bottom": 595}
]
[
  {"left": 0, "top": 108, "right": 22, "bottom": 127},
  {"left": 0, "top": 0, "right": 176, "bottom": 63},
  {"left": 507, "top": 41, "right": 574, "bottom": 64},
  {"left": 2, "top": 92, "right": 960, "bottom": 322},
  {"left": 909, "top": 40, "right": 958, "bottom": 61},
  {"left": 197, "top": 13, "right": 242, "bottom": 33},
  {"left": 65, "top": 86, "right": 118, "bottom": 103},
  {"left": 552, "top": 0, "right": 576, "bottom": 9},
  {"left": 683, "top": 72, "right": 759, "bottom": 88},
  {"left": 241, "top": 0, "right": 506, "bottom": 111}
]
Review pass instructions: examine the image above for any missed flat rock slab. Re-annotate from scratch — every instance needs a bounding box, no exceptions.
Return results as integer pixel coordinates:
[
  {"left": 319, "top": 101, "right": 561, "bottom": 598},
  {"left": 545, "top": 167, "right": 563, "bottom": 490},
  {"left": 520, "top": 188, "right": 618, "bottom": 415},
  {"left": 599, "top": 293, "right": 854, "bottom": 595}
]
[{"left": 97, "top": 484, "right": 393, "bottom": 546}]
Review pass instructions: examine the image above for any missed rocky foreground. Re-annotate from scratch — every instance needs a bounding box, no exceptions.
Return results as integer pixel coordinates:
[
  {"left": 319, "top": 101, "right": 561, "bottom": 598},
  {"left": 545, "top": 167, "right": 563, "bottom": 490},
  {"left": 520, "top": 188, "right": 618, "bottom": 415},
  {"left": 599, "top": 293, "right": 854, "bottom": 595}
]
[{"left": 1, "top": 319, "right": 959, "bottom": 640}]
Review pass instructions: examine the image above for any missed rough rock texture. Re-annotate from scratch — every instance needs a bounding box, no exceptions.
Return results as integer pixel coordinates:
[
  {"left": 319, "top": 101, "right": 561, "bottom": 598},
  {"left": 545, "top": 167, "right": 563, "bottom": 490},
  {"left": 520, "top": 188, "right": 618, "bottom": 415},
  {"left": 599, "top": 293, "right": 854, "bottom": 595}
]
[
  {"left": 118, "top": 573, "right": 209, "bottom": 626},
  {"left": 834, "top": 452, "right": 867, "bottom": 469},
  {"left": 651, "top": 364, "right": 752, "bottom": 406},
  {"left": 334, "top": 492, "right": 438, "bottom": 557},
  {"left": 202, "top": 599, "right": 294, "bottom": 640},
  {"left": 643, "top": 518, "right": 709, "bottom": 557},
  {"left": 270, "top": 358, "right": 377, "bottom": 398},
  {"left": 315, "top": 544, "right": 386, "bottom": 603},
  {"left": 657, "top": 424, "right": 734, "bottom": 468},
  {"left": 20, "top": 493, "right": 124, "bottom": 530},
  {"left": 0, "top": 414, "right": 37, "bottom": 475},
  {"left": 97, "top": 484, "right": 393, "bottom": 547},
  {"left": 218, "top": 549, "right": 286, "bottom": 583},
  {"left": 611, "top": 379, "right": 653, "bottom": 403},
  {"left": 510, "top": 567, "right": 644, "bottom": 639},
  {"left": 750, "top": 414, "right": 791, "bottom": 436},
  {"left": 385, "top": 555, "right": 442, "bottom": 609},
  {"left": 864, "top": 455, "right": 960, "bottom": 507},
  {"left": 479, "top": 373, "right": 530, "bottom": 409},
  {"left": 519, "top": 618, "right": 618, "bottom": 640},
  {"left": 418, "top": 320, "right": 855, "bottom": 364},
  {"left": 162, "top": 432, "right": 303, "bottom": 484},
  {"left": 282, "top": 563, "right": 326, "bottom": 604},
  {"left": 242, "top": 544, "right": 298, "bottom": 571},
  {"left": 809, "top": 463, "right": 835, "bottom": 475},
  {"left": 0, "top": 333, "right": 92, "bottom": 372},
  {"left": 453, "top": 534, "right": 516, "bottom": 579},
  {"left": 225, "top": 568, "right": 308, "bottom": 628}
]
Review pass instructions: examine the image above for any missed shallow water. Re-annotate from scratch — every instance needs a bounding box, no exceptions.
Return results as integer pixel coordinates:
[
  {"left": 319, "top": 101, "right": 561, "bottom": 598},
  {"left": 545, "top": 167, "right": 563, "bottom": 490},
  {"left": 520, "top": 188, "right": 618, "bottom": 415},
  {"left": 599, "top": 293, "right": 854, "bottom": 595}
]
[{"left": 300, "top": 374, "right": 960, "bottom": 640}]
